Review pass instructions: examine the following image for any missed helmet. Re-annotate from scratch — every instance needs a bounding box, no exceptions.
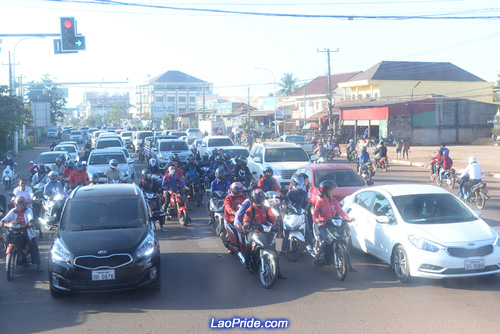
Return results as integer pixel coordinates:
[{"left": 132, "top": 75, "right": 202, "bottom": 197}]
[
  {"left": 6, "top": 154, "right": 12, "bottom": 160},
  {"left": 319, "top": 180, "right": 337, "bottom": 197},
  {"left": 37, "top": 164, "right": 46, "bottom": 173},
  {"left": 379, "top": 140, "right": 385, "bottom": 146},
  {"left": 469, "top": 156, "right": 477, "bottom": 164},
  {"left": 224, "top": 153, "right": 231, "bottom": 161},
  {"left": 90, "top": 173, "right": 99, "bottom": 183},
  {"left": 437, "top": 147, "right": 444, "bottom": 154},
  {"left": 216, "top": 155, "right": 223, "bottom": 161},
  {"left": 48, "top": 171, "right": 58, "bottom": 181},
  {"left": 171, "top": 153, "right": 179, "bottom": 162},
  {"left": 250, "top": 188, "right": 265, "bottom": 205},
  {"left": 291, "top": 174, "right": 304, "bottom": 190},
  {"left": 14, "top": 196, "right": 26, "bottom": 206},
  {"left": 264, "top": 167, "right": 273, "bottom": 178},
  {"left": 142, "top": 169, "right": 152, "bottom": 179},
  {"left": 240, "top": 157, "right": 247, "bottom": 165},
  {"left": 442, "top": 150, "right": 448, "bottom": 156},
  {"left": 362, "top": 146, "right": 367, "bottom": 153},
  {"left": 190, "top": 145, "right": 197, "bottom": 155},
  {"left": 215, "top": 167, "right": 225, "bottom": 179},
  {"left": 75, "top": 161, "right": 83, "bottom": 168},
  {"left": 109, "top": 159, "right": 118, "bottom": 169},
  {"left": 67, "top": 161, "right": 74, "bottom": 168},
  {"left": 230, "top": 182, "right": 243, "bottom": 196},
  {"left": 55, "top": 157, "right": 62, "bottom": 163},
  {"left": 188, "top": 155, "right": 196, "bottom": 162},
  {"left": 202, "top": 153, "right": 209, "bottom": 161},
  {"left": 349, "top": 139, "right": 354, "bottom": 143},
  {"left": 149, "top": 158, "right": 157, "bottom": 167}
]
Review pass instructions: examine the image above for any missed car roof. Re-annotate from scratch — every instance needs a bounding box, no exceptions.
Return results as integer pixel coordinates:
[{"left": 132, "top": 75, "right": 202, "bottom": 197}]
[
  {"left": 158, "top": 139, "right": 186, "bottom": 143},
  {"left": 257, "top": 142, "right": 300, "bottom": 148},
  {"left": 205, "top": 136, "right": 230, "bottom": 139},
  {"left": 360, "top": 184, "right": 450, "bottom": 197},
  {"left": 91, "top": 148, "right": 126, "bottom": 155},
  {"left": 219, "top": 146, "right": 248, "bottom": 151},
  {"left": 71, "top": 183, "right": 140, "bottom": 199},
  {"left": 304, "top": 163, "right": 354, "bottom": 171},
  {"left": 40, "top": 151, "right": 68, "bottom": 156}
]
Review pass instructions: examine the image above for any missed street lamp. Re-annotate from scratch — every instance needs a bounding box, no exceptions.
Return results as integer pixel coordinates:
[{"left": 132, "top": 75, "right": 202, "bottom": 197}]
[
  {"left": 12, "top": 36, "right": 45, "bottom": 95},
  {"left": 255, "top": 67, "right": 278, "bottom": 135}
]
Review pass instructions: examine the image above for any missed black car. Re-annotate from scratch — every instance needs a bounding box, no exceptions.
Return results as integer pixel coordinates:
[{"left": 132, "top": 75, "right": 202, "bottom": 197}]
[{"left": 48, "top": 184, "right": 162, "bottom": 297}]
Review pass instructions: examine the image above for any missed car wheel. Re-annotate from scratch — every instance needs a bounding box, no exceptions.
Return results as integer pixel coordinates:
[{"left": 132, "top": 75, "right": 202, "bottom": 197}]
[{"left": 393, "top": 245, "right": 410, "bottom": 282}]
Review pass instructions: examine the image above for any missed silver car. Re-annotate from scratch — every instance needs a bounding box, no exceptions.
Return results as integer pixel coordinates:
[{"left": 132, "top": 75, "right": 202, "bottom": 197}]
[{"left": 86, "top": 148, "right": 132, "bottom": 183}]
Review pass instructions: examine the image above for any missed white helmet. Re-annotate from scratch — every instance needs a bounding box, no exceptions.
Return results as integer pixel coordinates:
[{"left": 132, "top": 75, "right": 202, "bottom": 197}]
[
  {"left": 468, "top": 156, "right": 477, "bottom": 164},
  {"left": 109, "top": 159, "right": 118, "bottom": 169},
  {"left": 48, "top": 171, "right": 58, "bottom": 181}
]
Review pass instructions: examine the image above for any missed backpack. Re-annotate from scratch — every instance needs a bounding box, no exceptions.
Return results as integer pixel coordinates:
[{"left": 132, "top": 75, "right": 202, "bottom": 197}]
[{"left": 249, "top": 205, "right": 271, "bottom": 223}]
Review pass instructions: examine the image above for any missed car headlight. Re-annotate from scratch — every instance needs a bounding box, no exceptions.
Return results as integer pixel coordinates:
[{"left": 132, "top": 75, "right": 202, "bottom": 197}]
[
  {"left": 136, "top": 234, "right": 155, "bottom": 259},
  {"left": 51, "top": 238, "right": 71, "bottom": 263},
  {"left": 494, "top": 232, "right": 500, "bottom": 247},
  {"left": 408, "top": 235, "right": 444, "bottom": 253}
]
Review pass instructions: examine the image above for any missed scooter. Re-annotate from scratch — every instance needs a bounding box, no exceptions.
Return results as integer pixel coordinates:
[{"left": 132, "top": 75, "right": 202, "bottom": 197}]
[
  {"left": 2, "top": 163, "right": 16, "bottom": 190},
  {"left": 4, "top": 220, "right": 34, "bottom": 281},
  {"left": 374, "top": 155, "right": 389, "bottom": 172},
  {"left": 346, "top": 151, "right": 358, "bottom": 163},
  {"left": 164, "top": 189, "right": 190, "bottom": 226},
  {"left": 282, "top": 204, "right": 307, "bottom": 262},
  {"left": 359, "top": 161, "right": 375, "bottom": 180},
  {"left": 209, "top": 190, "right": 226, "bottom": 236},
  {"left": 333, "top": 146, "right": 341, "bottom": 158},
  {"left": 435, "top": 168, "right": 456, "bottom": 189},
  {"left": 39, "top": 192, "right": 67, "bottom": 230}
]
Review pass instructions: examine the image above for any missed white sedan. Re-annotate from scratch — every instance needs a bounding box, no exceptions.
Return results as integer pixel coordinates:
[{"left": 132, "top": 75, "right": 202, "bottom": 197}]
[{"left": 343, "top": 184, "right": 500, "bottom": 281}]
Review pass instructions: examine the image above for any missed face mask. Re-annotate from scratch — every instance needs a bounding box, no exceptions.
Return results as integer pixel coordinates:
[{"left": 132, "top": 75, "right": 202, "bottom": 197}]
[
  {"left": 169, "top": 170, "right": 175, "bottom": 176},
  {"left": 296, "top": 184, "right": 303, "bottom": 190}
]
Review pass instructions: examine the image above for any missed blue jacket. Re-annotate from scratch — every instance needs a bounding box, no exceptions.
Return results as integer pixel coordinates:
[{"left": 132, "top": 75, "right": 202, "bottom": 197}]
[
  {"left": 211, "top": 178, "right": 230, "bottom": 193},
  {"left": 285, "top": 188, "right": 308, "bottom": 209},
  {"left": 359, "top": 151, "right": 370, "bottom": 164},
  {"left": 235, "top": 198, "right": 251, "bottom": 226},
  {"left": 162, "top": 174, "right": 185, "bottom": 192}
]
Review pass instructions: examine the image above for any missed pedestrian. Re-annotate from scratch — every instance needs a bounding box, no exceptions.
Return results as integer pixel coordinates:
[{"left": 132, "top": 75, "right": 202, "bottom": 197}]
[
  {"left": 402, "top": 139, "right": 410, "bottom": 159},
  {"left": 396, "top": 139, "right": 403, "bottom": 159}
]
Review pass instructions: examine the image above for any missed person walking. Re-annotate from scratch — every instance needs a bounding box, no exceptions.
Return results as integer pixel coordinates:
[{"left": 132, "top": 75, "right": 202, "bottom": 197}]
[{"left": 402, "top": 139, "right": 410, "bottom": 159}]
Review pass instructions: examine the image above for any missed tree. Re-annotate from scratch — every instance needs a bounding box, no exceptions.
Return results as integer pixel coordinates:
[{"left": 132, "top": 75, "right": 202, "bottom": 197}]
[
  {"left": 108, "top": 104, "right": 129, "bottom": 125},
  {"left": 25, "top": 74, "right": 67, "bottom": 124},
  {"left": 277, "top": 73, "right": 299, "bottom": 96},
  {"left": 0, "top": 85, "right": 31, "bottom": 153},
  {"left": 241, "top": 116, "right": 255, "bottom": 132},
  {"left": 162, "top": 115, "right": 176, "bottom": 129}
]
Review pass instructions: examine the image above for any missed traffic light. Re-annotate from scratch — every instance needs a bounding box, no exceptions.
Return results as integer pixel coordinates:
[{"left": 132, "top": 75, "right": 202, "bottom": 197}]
[{"left": 60, "top": 17, "right": 86, "bottom": 51}]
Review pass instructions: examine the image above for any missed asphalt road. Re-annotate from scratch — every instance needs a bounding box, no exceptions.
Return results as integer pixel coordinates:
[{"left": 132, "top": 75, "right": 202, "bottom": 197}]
[{"left": 1, "top": 144, "right": 500, "bottom": 334}]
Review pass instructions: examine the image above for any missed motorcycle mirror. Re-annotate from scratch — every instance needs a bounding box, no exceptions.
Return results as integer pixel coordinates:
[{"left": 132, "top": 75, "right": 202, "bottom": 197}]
[{"left": 366, "top": 180, "right": 374, "bottom": 186}]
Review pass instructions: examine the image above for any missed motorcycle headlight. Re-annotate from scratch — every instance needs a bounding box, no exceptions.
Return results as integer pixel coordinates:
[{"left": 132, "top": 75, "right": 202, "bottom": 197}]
[
  {"left": 136, "top": 234, "right": 155, "bottom": 259},
  {"left": 408, "top": 235, "right": 444, "bottom": 253},
  {"left": 47, "top": 201, "right": 56, "bottom": 207},
  {"left": 51, "top": 239, "right": 71, "bottom": 263},
  {"left": 54, "top": 194, "right": 64, "bottom": 201}
]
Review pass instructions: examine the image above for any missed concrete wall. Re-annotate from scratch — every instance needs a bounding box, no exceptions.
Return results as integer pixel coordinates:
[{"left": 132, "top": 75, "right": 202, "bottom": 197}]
[{"left": 387, "top": 114, "right": 412, "bottom": 141}]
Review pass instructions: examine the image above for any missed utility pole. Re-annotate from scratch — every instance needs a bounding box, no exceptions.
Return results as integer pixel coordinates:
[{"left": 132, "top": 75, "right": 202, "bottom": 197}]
[{"left": 317, "top": 48, "right": 339, "bottom": 133}]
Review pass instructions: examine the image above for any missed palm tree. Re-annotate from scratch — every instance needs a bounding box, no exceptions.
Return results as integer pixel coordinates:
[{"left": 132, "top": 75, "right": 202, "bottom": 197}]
[{"left": 277, "top": 73, "right": 299, "bottom": 96}]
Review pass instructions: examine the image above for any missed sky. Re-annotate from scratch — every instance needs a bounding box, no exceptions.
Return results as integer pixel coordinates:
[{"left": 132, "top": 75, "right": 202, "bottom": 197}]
[{"left": 1, "top": 0, "right": 500, "bottom": 108}]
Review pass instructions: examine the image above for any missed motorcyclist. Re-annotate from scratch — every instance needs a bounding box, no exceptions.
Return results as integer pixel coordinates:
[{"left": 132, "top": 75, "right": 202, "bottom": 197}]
[
  {"left": 62, "top": 161, "right": 75, "bottom": 182},
  {"left": 224, "top": 153, "right": 234, "bottom": 171},
  {"left": 44, "top": 171, "right": 64, "bottom": 200},
  {"left": 139, "top": 169, "right": 163, "bottom": 213},
  {"left": 326, "top": 138, "right": 334, "bottom": 156},
  {"left": 184, "top": 156, "right": 203, "bottom": 182},
  {"left": 50, "top": 140, "right": 58, "bottom": 151},
  {"left": 80, "top": 149, "right": 91, "bottom": 163},
  {"left": 13, "top": 178, "right": 33, "bottom": 206},
  {"left": 210, "top": 155, "right": 229, "bottom": 174},
  {"left": 209, "top": 148, "right": 218, "bottom": 162},
  {"left": 280, "top": 174, "right": 315, "bottom": 257},
  {"left": 52, "top": 157, "right": 65, "bottom": 176},
  {"left": 200, "top": 153, "right": 211, "bottom": 167},
  {"left": 346, "top": 139, "right": 356, "bottom": 161},
  {"left": 207, "top": 168, "right": 231, "bottom": 225},
  {"left": 312, "top": 180, "right": 355, "bottom": 271},
  {"left": 313, "top": 142, "right": 326, "bottom": 159},
  {"left": 257, "top": 167, "right": 281, "bottom": 194},
  {"left": 31, "top": 164, "right": 49, "bottom": 187},
  {"left": 2, "top": 154, "right": 16, "bottom": 168},
  {"left": 224, "top": 182, "right": 248, "bottom": 227},
  {"left": 438, "top": 149, "right": 453, "bottom": 181},
  {"left": 148, "top": 158, "right": 161, "bottom": 175},
  {"left": 242, "top": 188, "right": 286, "bottom": 279},
  {"left": 459, "top": 156, "right": 482, "bottom": 200},
  {"left": 0, "top": 196, "right": 42, "bottom": 272},
  {"left": 162, "top": 165, "right": 186, "bottom": 222},
  {"left": 433, "top": 147, "right": 444, "bottom": 176},
  {"left": 89, "top": 172, "right": 100, "bottom": 185},
  {"left": 104, "top": 159, "right": 123, "bottom": 183},
  {"left": 232, "top": 157, "right": 252, "bottom": 182},
  {"left": 358, "top": 146, "right": 371, "bottom": 172},
  {"left": 69, "top": 162, "right": 89, "bottom": 187},
  {"left": 441, "top": 143, "right": 450, "bottom": 156},
  {"left": 166, "top": 154, "right": 184, "bottom": 179},
  {"left": 373, "top": 140, "right": 388, "bottom": 166}
]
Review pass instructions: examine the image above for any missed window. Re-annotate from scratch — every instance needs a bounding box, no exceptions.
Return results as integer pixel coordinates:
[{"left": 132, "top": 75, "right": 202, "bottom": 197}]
[
  {"left": 89, "top": 153, "right": 126, "bottom": 165},
  {"left": 208, "top": 138, "right": 234, "bottom": 147},
  {"left": 372, "top": 193, "right": 395, "bottom": 222},
  {"left": 313, "top": 170, "right": 365, "bottom": 188},
  {"left": 264, "top": 148, "right": 309, "bottom": 162},
  {"left": 179, "top": 97, "right": 186, "bottom": 103},
  {"left": 159, "top": 141, "right": 189, "bottom": 151},
  {"left": 354, "top": 192, "right": 374, "bottom": 210},
  {"left": 189, "top": 96, "right": 196, "bottom": 102},
  {"left": 167, "top": 97, "right": 175, "bottom": 102},
  {"left": 155, "top": 96, "right": 163, "bottom": 102}
]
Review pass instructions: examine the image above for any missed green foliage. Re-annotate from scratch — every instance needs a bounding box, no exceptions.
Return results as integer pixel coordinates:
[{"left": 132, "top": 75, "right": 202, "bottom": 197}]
[
  {"left": 25, "top": 74, "right": 67, "bottom": 123},
  {"left": 241, "top": 117, "right": 255, "bottom": 132},
  {"left": 162, "top": 115, "right": 176, "bottom": 129},
  {"left": 109, "top": 104, "right": 130, "bottom": 125},
  {"left": 0, "top": 85, "right": 32, "bottom": 153},
  {"left": 277, "top": 73, "right": 299, "bottom": 96}
]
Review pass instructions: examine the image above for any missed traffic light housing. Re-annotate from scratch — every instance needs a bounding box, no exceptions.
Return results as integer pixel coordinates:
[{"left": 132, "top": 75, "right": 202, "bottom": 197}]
[{"left": 60, "top": 17, "right": 86, "bottom": 51}]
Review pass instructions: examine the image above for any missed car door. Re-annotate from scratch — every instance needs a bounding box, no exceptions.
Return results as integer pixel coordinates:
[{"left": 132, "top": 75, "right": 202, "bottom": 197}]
[
  {"left": 345, "top": 191, "right": 375, "bottom": 253},
  {"left": 248, "top": 146, "right": 262, "bottom": 176},
  {"left": 370, "top": 192, "right": 397, "bottom": 263}
]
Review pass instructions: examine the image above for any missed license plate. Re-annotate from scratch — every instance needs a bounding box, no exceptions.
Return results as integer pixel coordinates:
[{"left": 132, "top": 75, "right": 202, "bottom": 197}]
[
  {"left": 92, "top": 269, "right": 115, "bottom": 281},
  {"left": 465, "top": 259, "right": 485, "bottom": 270}
]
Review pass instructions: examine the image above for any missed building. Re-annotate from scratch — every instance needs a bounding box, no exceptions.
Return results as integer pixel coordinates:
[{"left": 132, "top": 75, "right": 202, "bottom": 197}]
[
  {"left": 81, "top": 91, "right": 130, "bottom": 119},
  {"left": 136, "top": 70, "right": 213, "bottom": 128}
]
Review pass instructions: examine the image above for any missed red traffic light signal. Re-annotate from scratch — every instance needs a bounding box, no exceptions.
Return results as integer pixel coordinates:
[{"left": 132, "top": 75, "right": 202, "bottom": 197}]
[
  {"left": 59, "top": 17, "right": 85, "bottom": 51},
  {"left": 63, "top": 20, "right": 72, "bottom": 29}
]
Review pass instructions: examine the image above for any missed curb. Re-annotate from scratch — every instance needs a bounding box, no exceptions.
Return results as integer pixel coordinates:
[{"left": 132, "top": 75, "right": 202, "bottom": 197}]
[{"left": 390, "top": 159, "right": 500, "bottom": 178}]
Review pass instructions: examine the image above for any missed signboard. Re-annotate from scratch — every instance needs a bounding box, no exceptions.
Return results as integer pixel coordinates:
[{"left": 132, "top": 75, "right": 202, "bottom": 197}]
[
  {"left": 275, "top": 108, "right": 284, "bottom": 116},
  {"left": 258, "top": 97, "right": 277, "bottom": 111},
  {"left": 217, "top": 102, "right": 233, "bottom": 114},
  {"left": 32, "top": 102, "right": 51, "bottom": 127}
]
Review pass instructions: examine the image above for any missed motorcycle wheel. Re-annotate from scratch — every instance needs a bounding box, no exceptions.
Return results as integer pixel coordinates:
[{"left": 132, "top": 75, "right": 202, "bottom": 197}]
[
  {"left": 215, "top": 216, "right": 222, "bottom": 236},
  {"left": 287, "top": 238, "right": 304, "bottom": 262},
  {"left": 6, "top": 252, "right": 17, "bottom": 281},
  {"left": 334, "top": 246, "right": 347, "bottom": 281},
  {"left": 259, "top": 253, "right": 278, "bottom": 289},
  {"left": 435, "top": 176, "right": 443, "bottom": 187},
  {"left": 447, "top": 177, "right": 455, "bottom": 189},
  {"left": 381, "top": 162, "right": 388, "bottom": 172},
  {"left": 476, "top": 192, "right": 486, "bottom": 210},
  {"left": 196, "top": 193, "right": 202, "bottom": 207},
  {"left": 179, "top": 210, "right": 189, "bottom": 226}
]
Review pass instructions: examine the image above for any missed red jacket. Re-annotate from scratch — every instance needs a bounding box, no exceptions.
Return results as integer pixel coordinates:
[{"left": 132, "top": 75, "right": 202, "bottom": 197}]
[
  {"left": 442, "top": 156, "right": 452, "bottom": 170},
  {"left": 224, "top": 194, "right": 248, "bottom": 223},
  {"left": 62, "top": 168, "right": 75, "bottom": 179},
  {"left": 257, "top": 177, "right": 281, "bottom": 194},
  {"left": 69, "top": 171, "right": 89, "bottom": 185},
  {"left": 313, "top": 196, "right": 348, "bottom": 225},
  {"left": 243, "top": 204, "right": 277, "bottom": 226}
]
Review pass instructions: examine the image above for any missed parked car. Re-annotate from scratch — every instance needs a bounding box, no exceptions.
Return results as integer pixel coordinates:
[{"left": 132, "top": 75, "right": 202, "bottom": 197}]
[
  {"left": 48, "top": 183, "right": 162, "bottom": 297},
  {"left": 198, "top": 136, "right": 235, "bottom": 157},
  {"left": 343, "top": 184, "right": 500, "bottom": 281},
  {"left": 247, "top": 142, "right": 310, "bottom": 191},
  {"left": 86, "top": 148, "right": 132, "bottom": 183}
]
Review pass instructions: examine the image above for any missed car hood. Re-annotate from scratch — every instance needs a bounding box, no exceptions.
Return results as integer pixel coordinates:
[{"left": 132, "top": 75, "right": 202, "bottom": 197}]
[
  {"left": 407, "top": 220, "right": 496, "bottom": 244},
  {"left": 87, "top": 164, "right": 130, "bottom": 175},
  {"left": 59, "top": 227, "right": 148, "bottom": 256},
  {"left": 264, "top": 161, "right": 309, "bottom": 170}
]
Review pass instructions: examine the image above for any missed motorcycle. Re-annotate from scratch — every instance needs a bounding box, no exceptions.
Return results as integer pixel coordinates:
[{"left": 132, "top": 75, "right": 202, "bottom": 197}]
[
  {"left": 244, "top": 221, "right": 280, "bottom": 289},
  {"left": 359, "top": 162, "right": 375, "bottom": 180},
  {"left": 222, "top": 218, "right": 246, "bottom": 258},
  {"left": 209, "top": 190, "right": 226, "bottom": 236},
  {"left": 2, "top": 163, "right": 16, "bottom": 189},
  {"left": 282, "top": 204, "right": 308, "bottom": 262},
  {"left": 458, "top": 177, "right": 490, "bottom": 210},
  {"left": 374, "top": 155, "right": 389, "bottom": 172},
  {"left": 186, "top": 176, "right": 203, "bottom": 207},
  {"left": 164, "top": 189, "right": 190, "bottom": 226},
  {"left": 312, "top": 217, "right": 351, "bottom": 281},
  {"left": 435, "top": 168, "right": 456, "bottom": 189},
  {"left": 143, "top": 191, "right": 166, "bottom": 228},
  {"left": 39, "top": 192, "right": 67, "bottom": 230},
  {"left": 333, "top": 146, "right": 341, "bottom": 158},
  {"left": 264, "top": 191, "right": 282, "bottom": 222},
  {"left": 4, "top": 220, "right": 34, "bottom": 281},
  {"left": 429, "top": 154, "right": 439, "bottom": 180},
  {"left": 346, "top": 150, "right": 358, "bottom": 163},
  {"left": 201, "top": 167, "right": 212, "bottom": 192}
]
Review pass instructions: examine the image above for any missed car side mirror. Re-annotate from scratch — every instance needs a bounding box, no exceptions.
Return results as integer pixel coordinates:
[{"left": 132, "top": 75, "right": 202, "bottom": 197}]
[
  {"left": 254, "top": 156, "right": 262, "bottom": 163},
  {"left": 130, "top": 154, "right": 135, "bottom": 159},
  {"left": 375, "top": 216, "right": 391, "bottom": 224},
  {"left": 202, "top": 143, "right": 207, "bottom": 147},
  {"left": 29, "top": 160, "right": 34, "bottom": 165}
]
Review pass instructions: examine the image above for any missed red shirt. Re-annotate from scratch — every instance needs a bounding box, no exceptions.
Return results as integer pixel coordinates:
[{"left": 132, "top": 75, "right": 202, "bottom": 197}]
[
  {"left": 15, "top": 210, "right": 28, "bottom": 232},
  {"left": 313, "top": 197, "right": 348, "bottom": 225},
  {"left": 442, "top": 156, "right": 452, "bottom": 170},
  {"left": 62, "top": 168, "right": 75, "bottom": 179},
  {"left": 69, "top": 171, "right": 89, "bottom": 185},
  {"left": 257, "top": 177, "right": 281, "bottom": 194},
  {"left": 164, "top": 169, "right": 183, "bottom": 179},
  {"left": 243, "top": 205, "right": 277, "bottom": 225},
  {"left": 224, "top": 194, "right": 248, "bottom": 223}
]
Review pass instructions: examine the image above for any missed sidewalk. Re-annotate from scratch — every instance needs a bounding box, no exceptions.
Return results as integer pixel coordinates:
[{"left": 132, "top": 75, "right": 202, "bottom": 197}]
[{"left": 385, "top": 144, "right": 500, "bottom": 177}]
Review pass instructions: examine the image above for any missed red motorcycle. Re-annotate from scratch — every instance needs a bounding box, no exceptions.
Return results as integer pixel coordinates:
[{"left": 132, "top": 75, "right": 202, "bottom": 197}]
[
  {"left": 222, "top": 219, "right": 246, "bottom": 261},
  {"left": 4, "top": 221, "right": 33, "bottom": 281},
  {"left": 163, "top": 189, "right": 190, "bottom": 226},
  {"left": 429, "top": 154, "right": 439, "bottom": 180},
  {"left": 374, "top": 155, "right": 389, "bottom": 172}
]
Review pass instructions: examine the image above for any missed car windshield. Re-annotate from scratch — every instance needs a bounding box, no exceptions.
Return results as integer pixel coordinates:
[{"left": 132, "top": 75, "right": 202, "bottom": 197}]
[
  {"left": 70, "top": 131, "right": 81, "bottom": 135},
  {"left": 60, "top": 197, "right": 146, "bottom": 231},
  {"left": 35, "top": 153, "right": 66, "bottom": 164},
  {"left": 392, "top": 193, "right": 477, "bottom": 224},
  {"left": 223, "top": 148, "right": 250, "bottom": 158},
  {"left": 55, "top": 146, "right": 76, "bottom": 153},
  {"left": 89, "top": 153, "right": 126, "bottom": 165},
  {"left": 138, "top": 132, "right": 154, "bottom": 140},
  {"left": 160, "top": 141, "right": 189, "bottom": 151},
  {"left": 313, "top": 169, "right": 365, "bottom": 187},
  {"left": 264, "top": 148, "right": 309, "bottom": 162},
  {"left": 96, "top": 140, "right": 122, "bottom": 149},
  {"left": 171, "top": 132, "right": 187, "bottom": 137},
  {"left": 285, "top": 136, "right": 306, "bottom": 143},
  {"left": 208, "top": 138, "right": 233, "bottom": 147},
  {"left": 121, "top": 132, "right": 132, "bottom": 137}
]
